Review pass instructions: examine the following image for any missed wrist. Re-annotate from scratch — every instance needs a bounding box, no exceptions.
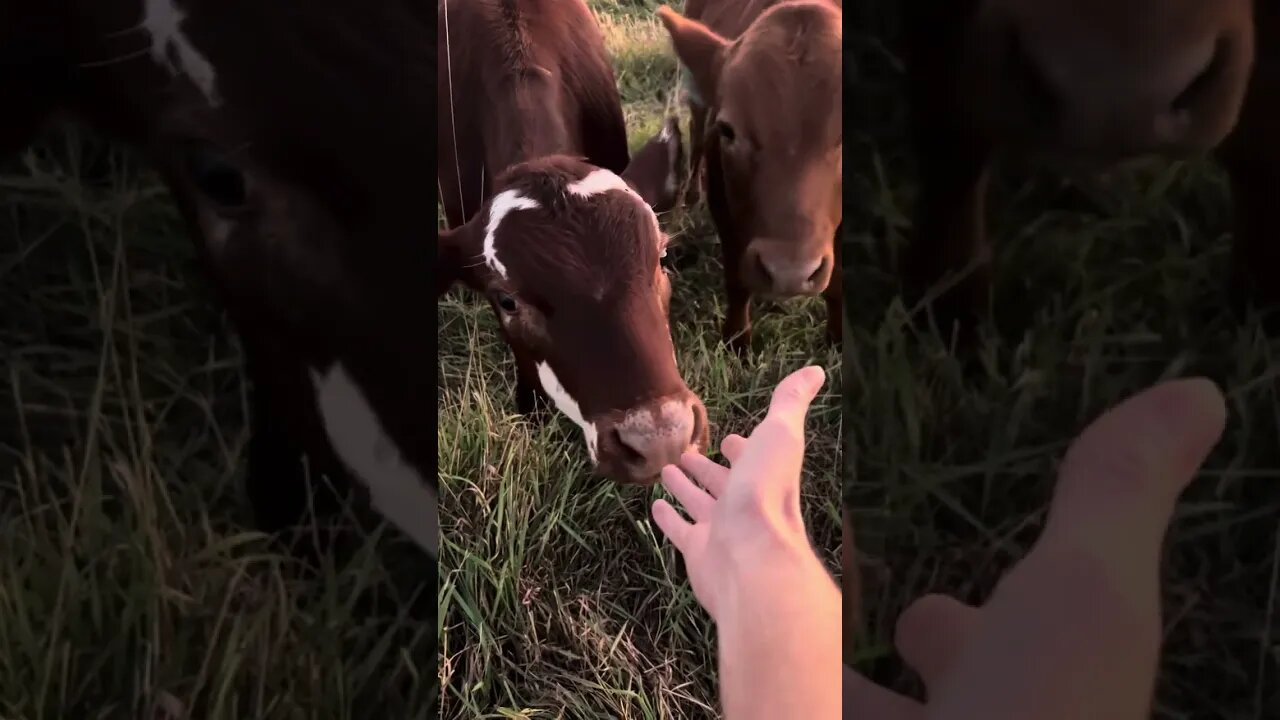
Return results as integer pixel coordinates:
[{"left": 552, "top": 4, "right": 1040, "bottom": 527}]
[{"left": 715, "top": 552, "right": 841, "bottom": 719}]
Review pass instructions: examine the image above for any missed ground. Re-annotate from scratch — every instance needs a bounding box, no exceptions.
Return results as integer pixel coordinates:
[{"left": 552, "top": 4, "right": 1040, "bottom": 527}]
[
  {"left": 436, "top": 2, "right": 842, "bottom": 717},
  {"left": 846, "top": 5, "right": 1280, "bottom": 718}
]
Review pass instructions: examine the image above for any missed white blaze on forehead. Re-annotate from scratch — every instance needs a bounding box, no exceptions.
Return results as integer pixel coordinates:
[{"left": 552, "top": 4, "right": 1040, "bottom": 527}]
[
  {"left": 566, "top": 169, "right": 665, "bottom": 251},
  {"left": 535, "top": 361, "right": 599, "bottom": 463},
  {"left": 567, "top": 168, "right": 637, "bottom": 199},
  {"left": 311, "top": 362, "right": 439, "bottom": 556},
  {"left": 141, "top": 0, "right": 222, "bottom": 107},
  {"left": 483, "top": 190, "right": 540, "bottom": 280}
]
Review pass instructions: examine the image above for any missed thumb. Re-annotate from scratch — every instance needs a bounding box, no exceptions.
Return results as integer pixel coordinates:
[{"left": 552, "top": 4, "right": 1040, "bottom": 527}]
[
  {"left": 762, "top": 365, "right": 826, "bottom": 431},
  {"left": 1042, "top": 376, "right": 1226, "bottom": 567}
]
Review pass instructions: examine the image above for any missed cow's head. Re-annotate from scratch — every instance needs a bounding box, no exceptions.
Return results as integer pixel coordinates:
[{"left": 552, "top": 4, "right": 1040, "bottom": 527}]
[
  {"left": 40, "top": 1, "right": 443, "bottom": 554},
  {"left": 964, "top": 0, "right": 1255, "bottom": 162},
  {"left": 438, "top": 136, "right": 708, "bottom": 485},
  {"left": 658, "top": 1, "right": 842, "bottom": 299}
]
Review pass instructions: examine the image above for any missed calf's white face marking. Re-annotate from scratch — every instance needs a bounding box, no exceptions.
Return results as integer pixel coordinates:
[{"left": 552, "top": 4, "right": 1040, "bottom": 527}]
[
  {"left": 483, "top": 190, "right": 540, "bottom": 280},
  {"left": 141, "top": 0, "right": 222, "bottom": 107},
  {"left": 566, "top": 169, "right": 666, "bottom": 253},
  {"left": 567, "top": 168, "right": 638, "bottom": 199},
  {"left": 311, "top": 362, "right": 439, "bottom": 556},
  {"left": 536, "top": 361, "right": 599, "bottom": 462}
]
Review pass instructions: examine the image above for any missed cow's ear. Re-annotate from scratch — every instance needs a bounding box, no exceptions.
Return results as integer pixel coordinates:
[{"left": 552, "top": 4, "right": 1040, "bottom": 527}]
[
  {"left": 437, "top": 219, "right": 483, "bottom": 296},
  {"left": 656, "top": 6, "right": 728, "bottom": 106},
  {"left": 621, "top": 115, "right": 684, "bottom": 214}
]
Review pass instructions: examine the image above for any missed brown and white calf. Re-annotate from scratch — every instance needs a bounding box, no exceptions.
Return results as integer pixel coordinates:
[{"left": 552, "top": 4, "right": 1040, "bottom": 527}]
[
  {"left": 658, "top": 0, "right": 844, "bottom": 353},
  {"left": 5, "top": 1, "right": 439, "bottom": 556},
  {"left": 438, "top": 0, "right": 707, "bottom": 484},
  {"left": 903, "top": 0, "right": 1277, "bottom": 333}
]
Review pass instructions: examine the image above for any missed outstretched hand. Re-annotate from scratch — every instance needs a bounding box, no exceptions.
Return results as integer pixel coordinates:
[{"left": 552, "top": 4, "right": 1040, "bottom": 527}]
[
  {"left": 653, "top": 365, "right": 840, "bottom": 720},
  {"left": 845, "top": 377, "right": 1227, "bottom": 719},
  {"left": 652, "top": 365, "right": 829, "bottom": 622}
]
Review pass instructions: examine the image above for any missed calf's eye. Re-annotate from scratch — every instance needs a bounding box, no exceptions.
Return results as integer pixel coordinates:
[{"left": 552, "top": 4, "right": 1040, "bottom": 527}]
[
  {"left": 716, "top": 120, "right": 736, "bottom": 145},
  {"left": 182, "top": 144, "right": 249, "bottom": 209},
  {"left": 495, "top": 292, "right": 519, "bottom": 314}
]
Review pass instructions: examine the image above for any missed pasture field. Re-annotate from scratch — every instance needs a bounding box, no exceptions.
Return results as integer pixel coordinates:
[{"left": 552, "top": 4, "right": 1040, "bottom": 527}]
[
  {"left": 437, "top": 1, "right": 843, "bottom": 717},
  {"left": 846, "top": 5, "right": 1280, "bottom": 718}
]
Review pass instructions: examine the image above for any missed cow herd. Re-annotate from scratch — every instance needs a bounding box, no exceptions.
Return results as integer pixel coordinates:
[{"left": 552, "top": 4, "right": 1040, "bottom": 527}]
[{"left": 436, "top": 0, "right": 844, "bottom": 490}]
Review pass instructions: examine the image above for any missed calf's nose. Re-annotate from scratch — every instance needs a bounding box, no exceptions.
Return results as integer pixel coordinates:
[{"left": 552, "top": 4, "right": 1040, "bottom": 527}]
[
  {"left": 1002, "top": 19, "right": 1234, "bottom": 149},
  {"left": 605, "top": 395, "right": 708, "bottom": 483},
  {"left": 744, "top": 240, "right": 833, "bottom": 296}
]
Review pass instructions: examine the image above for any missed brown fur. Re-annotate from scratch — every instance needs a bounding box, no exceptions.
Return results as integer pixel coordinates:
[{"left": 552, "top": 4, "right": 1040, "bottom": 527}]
[
  {"left": 659, "top": 0, "right": 843, "bottom": 354},
  {"left": 903, "top": 0, "right": 1275, "bottom": 334},
  {"left": 437, "top": 0, "right": 631, "bottom": 228}
]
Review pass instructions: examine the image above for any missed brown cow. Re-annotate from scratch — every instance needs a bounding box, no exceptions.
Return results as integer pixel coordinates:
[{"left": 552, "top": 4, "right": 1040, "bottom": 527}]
[
  {"left": 3, "top": 0, "right": 439, "bottom": 557},
  {"left": 438, "top": 0, "right": 707, "bottom": 483},
  {"left": 439, "top": 154, "right": 708, "bottom": 484},
  {"left": 903, "top": 0, "right": 1276, "bottom": 335},
  {"left": 439, "top": 0, "right": 629, "bottom": 227},
  {"left": 657, "top": 0, "right": 844, "bottom": 354}
]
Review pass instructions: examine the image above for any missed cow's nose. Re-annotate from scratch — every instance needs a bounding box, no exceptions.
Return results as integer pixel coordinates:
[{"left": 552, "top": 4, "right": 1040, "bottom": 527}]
[
  {"left": 744, "top": 240, "right": 833, "bottom": 296},
  {"left": 993, "top": 7, "right": 1243, "bottom": 152},
  {"left": 601, "top": 394, "right": 708, "bottom": 483}
]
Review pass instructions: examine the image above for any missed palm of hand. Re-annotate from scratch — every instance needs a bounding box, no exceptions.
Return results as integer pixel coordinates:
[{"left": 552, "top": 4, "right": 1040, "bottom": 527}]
[{"left": 652, "top": 367, "right": 822, "bottom": 622}]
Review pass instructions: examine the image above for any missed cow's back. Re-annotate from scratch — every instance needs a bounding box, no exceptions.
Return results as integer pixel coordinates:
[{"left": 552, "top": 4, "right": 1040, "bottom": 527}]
[{"left": 438, "top": 0, "right": 629, "bottom": 226}]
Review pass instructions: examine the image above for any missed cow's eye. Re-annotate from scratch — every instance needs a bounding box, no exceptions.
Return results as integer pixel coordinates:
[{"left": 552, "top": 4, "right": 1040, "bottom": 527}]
[
  {"left": 716, "top": 119, "right": 736, "bottom": 145},
  {"left": 183, "top": 144, "right": 248, "bottom": 209},
  {"left": 495, "top": 292, "right": 518, "bottom": 314},
  {"left": 716, "top": 120, "right": 737, "bottom": 144}
]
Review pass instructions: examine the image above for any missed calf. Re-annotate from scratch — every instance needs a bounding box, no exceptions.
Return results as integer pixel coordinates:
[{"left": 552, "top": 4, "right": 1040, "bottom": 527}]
[
  {"left": 438, "top": 0, "right": 707, "bottom": 483},
  {"left": 4, "top": 1, "right": 439, "bottom": 556},
  {"left": 903, "top": 0, "right": 1276, "bottom": 333},
  {"left": 439, "top": 155, "right": 707, "bottom": 484},
  {"left": 657, "top": 0, "right": 844, "bottom": 353}
]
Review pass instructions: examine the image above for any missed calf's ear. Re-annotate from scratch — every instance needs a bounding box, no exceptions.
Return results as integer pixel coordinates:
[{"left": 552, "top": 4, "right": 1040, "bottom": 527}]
[
  {"left": 621, "top": 115, "right": 685, "bottom": 215},
  {"left": 437, "top": 220, "right": 482, "bottom": 297},
  {"left": 656, "top": 6, "right": 728, "bottom": 107}
]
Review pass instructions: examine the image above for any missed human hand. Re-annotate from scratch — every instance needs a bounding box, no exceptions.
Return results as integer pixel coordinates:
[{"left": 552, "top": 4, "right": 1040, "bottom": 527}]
[
  {"left": 651, "top": 364, "right": 829, "bottom": 623},
  {"left": 845, "top": 377, "right": 1228, "bottom": 719}
]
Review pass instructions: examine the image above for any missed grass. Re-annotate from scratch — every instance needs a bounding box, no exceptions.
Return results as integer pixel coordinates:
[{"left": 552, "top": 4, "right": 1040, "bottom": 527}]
[
  {"left": 846, "top": 6, "right": 1280, "bottom": 718},
  {"left": 0, "top": 132, "right": 435, "bottom": 716},
  {"left": 436, "top": 2, "right": 842, "bottom": 717}
]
